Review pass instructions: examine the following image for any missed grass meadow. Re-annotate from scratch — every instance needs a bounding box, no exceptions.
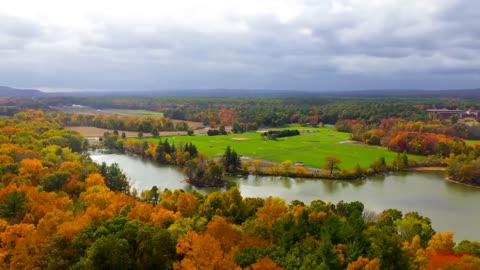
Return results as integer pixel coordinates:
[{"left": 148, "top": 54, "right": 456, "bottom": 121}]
[
  {"left": 465, "top": 139, "right": 480, "bottom": 145},
  {"left": 101, "top": 109, "right": 165, "bottom": 118},
  {"left": 146, "top": 126, "right": 421, "bottom": 170}
]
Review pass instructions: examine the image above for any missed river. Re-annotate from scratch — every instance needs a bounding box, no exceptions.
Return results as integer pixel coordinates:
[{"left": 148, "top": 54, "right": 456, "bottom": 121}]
[{"left": 90, "top": 149, "right": 480, "bottom": 241}]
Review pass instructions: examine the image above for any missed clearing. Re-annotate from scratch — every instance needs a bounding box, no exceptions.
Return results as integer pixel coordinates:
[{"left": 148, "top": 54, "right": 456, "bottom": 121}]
[
  {"left": 67, "top": 126, "right": 187, "bottom": 138},
  {"left": 146, "top": 126, "right": 422, "bottom": 170}
]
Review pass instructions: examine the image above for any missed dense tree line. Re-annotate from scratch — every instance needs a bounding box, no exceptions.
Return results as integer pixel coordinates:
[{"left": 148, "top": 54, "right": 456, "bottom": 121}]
[
  {"left": 5, "top": 95, "right": 480, "bottom": 129},
  {"left": 101, "top": 132, "right": 231, "bottom": 187},
  {"left": 336, "top": 118, "right": 473, "bottom": 156},
  {"left": 58, "top": 112, "right": 189, "bottom": 133},
  {"left": 0, "top": 106, "right": 20, "bottom": 116},
  {"left": 335, "top": 118, "right": 480, "bottom": 185},
  {"left": 0, "top": 96, "right": 455, "bottom": 126},
  {"left": 261, "top": 129, "right": 300, "bottom": 140},
  {"left": 207, "top": 126, "right": 227, "bottom": 136}
]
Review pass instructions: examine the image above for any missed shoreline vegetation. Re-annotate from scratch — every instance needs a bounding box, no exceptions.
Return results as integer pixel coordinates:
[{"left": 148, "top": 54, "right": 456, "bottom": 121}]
[
  {"left": 63, "top": 110, "right": 480, "bottom": 188},
  {"left": 98, "top": 141, "right": 450, "bottom": 186},
  {"left": 445, "top": 177, "right": 480, "bottom": 189},
  {"left": 407, "top": 166, "right": 446, "bottom": 172},
  {"left": 91, "top": 125, "right": 480, "bottom": 187}
]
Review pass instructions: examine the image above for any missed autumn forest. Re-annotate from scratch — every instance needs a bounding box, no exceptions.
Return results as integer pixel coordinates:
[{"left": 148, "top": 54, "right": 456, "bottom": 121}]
[{"left": 1, "top": 96, "right": 480, "bottom": 269}]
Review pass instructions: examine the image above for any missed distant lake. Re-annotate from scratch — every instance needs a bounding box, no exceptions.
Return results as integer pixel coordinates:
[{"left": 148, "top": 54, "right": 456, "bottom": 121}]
[{"left": 90, "top": 149, "right": 480, "bottom": 241}]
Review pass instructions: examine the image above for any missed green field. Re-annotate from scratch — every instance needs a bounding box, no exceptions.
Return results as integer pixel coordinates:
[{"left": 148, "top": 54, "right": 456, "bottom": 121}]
[
  {"left": 147, "top": 126, "right": 421, "bottom": 170},
  {"left": 466, "top": 139, "right": 480, "bottom": 145},
  {"left": 102, "top": 109, "right": 164, "bottom": 118}
]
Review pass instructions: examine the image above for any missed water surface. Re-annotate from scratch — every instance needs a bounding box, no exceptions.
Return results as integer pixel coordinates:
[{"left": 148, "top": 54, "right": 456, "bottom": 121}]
[{"left": 90, "top": 149, "right": 480, "bottom": 241}]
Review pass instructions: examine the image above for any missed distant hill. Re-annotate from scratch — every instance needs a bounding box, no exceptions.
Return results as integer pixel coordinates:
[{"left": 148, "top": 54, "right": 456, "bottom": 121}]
[
  {"left": 329, "top": 88, "right": 480, "bottom": 98},
  {"left": 46, "top": 88, "right": 480, "bottom": 98},
  {"left": 0, "top": 86, "right": 46, "bottom": 97},
  {"left": 64, "top": 88, "right": 480, "bottom": 98},
  {"left": 1, "top": 85, "right": 480, "bottom": 98}
]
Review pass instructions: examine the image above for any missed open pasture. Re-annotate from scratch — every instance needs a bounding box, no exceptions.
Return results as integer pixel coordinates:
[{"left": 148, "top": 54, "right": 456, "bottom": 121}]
[
  {"left": 98, "top": 109, "right": 165, "bottom": 118},
  {"left": 465, "top": 139, "right": 480, "bottom": 145},
  {"left": 147, "top": 126, "right": 419, "bottom": 170}
]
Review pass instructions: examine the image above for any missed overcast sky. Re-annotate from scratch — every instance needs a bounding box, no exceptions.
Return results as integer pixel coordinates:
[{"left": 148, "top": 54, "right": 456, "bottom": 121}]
[{"left": 1, "top": 0, "right": 479, "bottom": 92}]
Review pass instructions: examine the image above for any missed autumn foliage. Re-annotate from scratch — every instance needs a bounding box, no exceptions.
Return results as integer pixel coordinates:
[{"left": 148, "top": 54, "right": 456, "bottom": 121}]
[{"left": 0, "top": 110, "right": 479, "bottom": 269}]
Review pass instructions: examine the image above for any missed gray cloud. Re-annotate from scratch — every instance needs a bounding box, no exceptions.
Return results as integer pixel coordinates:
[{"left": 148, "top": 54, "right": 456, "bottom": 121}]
[
  {"left": 0, "top": 14, "right": 43, "bottom": 50},
  {"left": 0, "top": 0, "right": 479, "bottom": 91}
]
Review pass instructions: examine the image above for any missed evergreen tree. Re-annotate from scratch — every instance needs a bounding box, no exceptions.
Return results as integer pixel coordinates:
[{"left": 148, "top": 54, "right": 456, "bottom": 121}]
[
  {"left": 0, "top": 190, "right": 28, "bottom": 222},
  {"left": 223, "top": 146, "right": 241, "bottom": 173}
]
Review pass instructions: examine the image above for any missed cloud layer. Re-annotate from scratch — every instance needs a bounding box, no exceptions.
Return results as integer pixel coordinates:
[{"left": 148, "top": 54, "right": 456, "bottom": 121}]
[{"left": 1, "top": 0, "right": 479, "bottom": 91}]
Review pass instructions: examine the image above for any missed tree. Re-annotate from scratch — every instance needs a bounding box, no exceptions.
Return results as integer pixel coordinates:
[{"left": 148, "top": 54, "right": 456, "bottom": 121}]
[
  {"left": 99, "top": 162, "right": 130, "bottom": 193},
  {"left": 80, "top": 235, "right": 133, "bottom": 269},
  {"left": 396, "top": 212, "right": 435, "bottom": 247},
  {"left": 176, "top": 231, "right": 240, "bottom": 270},
  {"left": 250, "top": 258, "right": 283, "bottom": 270},
  {"left": 252, "top": 160, "right": 262, "bottom": 173},
  {"left": 40, "top": 171, "right": 71, "bottom": 192},
  {"left": 134, "top": 225, "right": 176, "bottom": 269},
  {"left": 151, "top": 127, "right": 159, "bottom": 137},
  {"left": 324, "top": 156, "right": 341, "bottom": 175},
  {"left": 177, "top": 192, "right": 199, "bottom": 217},
  {"left": 370, "top": 157, "right": 387, "bottom": 173},
  {"left": 0, "top": 190, "right": 28, "bottom": 222},
  {"left": 455, "top": 240, "right": 480, "bottom": 257},
  {"left": 142, "top": 185, "right": 160, "bottom": 205},
  {"left": 392, "top": 152, "right": 409, "bottom": 171},
  {"left": 281, "top": 160, "right": 293, "bottom": 175},
  {"left": 256, "top": 197, "right": 287, "bottom": 227},
  {"left": 219, "top": 125, "right": 227, "bottom": 135},
  {"left": 223, "top": 146, "right": 241, "bottom": 173}
]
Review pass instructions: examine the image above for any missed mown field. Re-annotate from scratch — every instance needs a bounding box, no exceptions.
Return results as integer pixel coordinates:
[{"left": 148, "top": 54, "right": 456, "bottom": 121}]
[
  {"left": 99, "top": 109, "right": 165, "bottom": 118},
  {"left": 66, "top": 126, "right": 188, "bottom": 137},
  {"left": 465, "top": 139, "right": 480, "bottom": 145},
  {"left": 147, "top": 126, "right": 421, "bottom": 170}
]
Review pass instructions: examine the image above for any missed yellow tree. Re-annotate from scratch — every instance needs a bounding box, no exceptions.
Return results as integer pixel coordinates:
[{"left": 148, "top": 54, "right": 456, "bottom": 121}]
[
  {"left": 347, "top": 257, "right": 380, "bottom": 270},
  {"left": 19, "top": 158, "right": 47, "bottom": 185},
  {"left": 324, "top": 156, "right": 341, "bottom": 175},
  {"left": 175, "top": 231, "right": 241, "bottom": 270},
  {"left": 281, "top": 160, "right": 293, "bottom": 175},
  {"left": 256, "top": 197, "right": 287, "bottom": 227},
  {"left": 177, "top": 192, "right": 199, "bottom": 217},
  {"left": 249, "top": 258, "right": 283, "bottom": 270}
]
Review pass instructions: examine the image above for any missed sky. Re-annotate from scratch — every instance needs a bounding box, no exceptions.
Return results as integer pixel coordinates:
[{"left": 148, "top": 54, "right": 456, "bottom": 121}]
[{"left": 0, "top": 0, "right": 479, "bottom": 92}]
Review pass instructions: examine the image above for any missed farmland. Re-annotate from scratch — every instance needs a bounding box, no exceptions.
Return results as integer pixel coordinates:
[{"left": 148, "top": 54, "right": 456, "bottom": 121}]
[
  {"left": 52, "top": 106, "right": 165, "bottom": 118},
  {"left": 465, "top": 139, "right": 480, "bottom": 145},
  {"left": 146, "top": 126, "right": 421, "bottom": 170},
  {"left": 98, "top": 109, "right": 165, "bottom": 118},
  {"left": 66, "top": 126, "right": 188, "bottom": 138}
]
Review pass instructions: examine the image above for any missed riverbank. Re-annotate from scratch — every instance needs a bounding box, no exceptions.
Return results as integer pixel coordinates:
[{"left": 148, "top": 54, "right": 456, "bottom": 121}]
[
  {"left": 407, "top": 166, "right": 446, "bottom": 172},
  {"left": 445, "top": 177, "right": 480, "bottom": 189},
  {"left": 89, "top": 149, "right": 480, "bottom": 242},
  {"left": 95, "top": 144, "right": 449, "bottom": 186}
]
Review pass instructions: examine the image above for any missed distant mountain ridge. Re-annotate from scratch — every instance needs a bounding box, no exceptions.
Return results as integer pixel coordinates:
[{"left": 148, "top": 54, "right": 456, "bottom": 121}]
[
  {"left": 1, "top": 85, "right": 480, "bottom": 98},
  {"left": 331, "top": 88, "right": 480, "bottom": 98},
  {"left": 0, "top": 86, "right": 46, "bottom": 97}
]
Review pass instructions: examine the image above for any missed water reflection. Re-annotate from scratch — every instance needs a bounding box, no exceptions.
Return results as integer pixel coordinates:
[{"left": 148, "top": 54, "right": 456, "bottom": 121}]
[{"left": 89, "top": 150, "right": 480, "bottom": 241}]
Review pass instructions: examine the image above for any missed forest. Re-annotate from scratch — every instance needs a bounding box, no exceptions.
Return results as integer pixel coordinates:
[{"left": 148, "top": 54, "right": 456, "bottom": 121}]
[
  {"left": 2, "top": 95, "right": 478, "bottom": 126},
  {"left": 0, "top": 107, "right": 478, "bottom": 269}
]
